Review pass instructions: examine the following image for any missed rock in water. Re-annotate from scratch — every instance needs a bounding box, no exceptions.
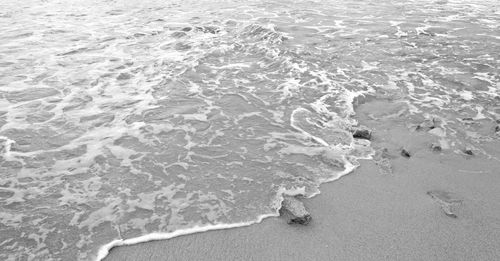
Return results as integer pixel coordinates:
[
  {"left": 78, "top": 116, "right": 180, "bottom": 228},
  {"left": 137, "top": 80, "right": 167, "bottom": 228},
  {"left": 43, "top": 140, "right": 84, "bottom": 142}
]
[
  {"left": 352, "top": 128, "right": 372, "bottom": 140},
  {"left": 427, "top": 190, "right": 463, "bottom": 218},
  {"left": 280, "top": 196, "right": 312, "bottom": 225}
]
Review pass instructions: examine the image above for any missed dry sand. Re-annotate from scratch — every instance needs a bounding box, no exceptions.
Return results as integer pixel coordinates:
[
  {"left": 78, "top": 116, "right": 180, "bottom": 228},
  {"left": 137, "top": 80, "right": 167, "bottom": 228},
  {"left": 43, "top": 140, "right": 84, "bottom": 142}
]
[{"left": 105, "top": 100, "right": 500, "bottom": 261}]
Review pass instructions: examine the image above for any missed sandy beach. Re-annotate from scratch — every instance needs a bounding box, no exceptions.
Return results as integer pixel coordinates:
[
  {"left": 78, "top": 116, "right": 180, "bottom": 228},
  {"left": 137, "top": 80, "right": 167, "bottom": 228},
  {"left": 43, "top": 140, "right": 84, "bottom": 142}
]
[{"left": 105, "top": 99, "right": 500, "bottom": 261}]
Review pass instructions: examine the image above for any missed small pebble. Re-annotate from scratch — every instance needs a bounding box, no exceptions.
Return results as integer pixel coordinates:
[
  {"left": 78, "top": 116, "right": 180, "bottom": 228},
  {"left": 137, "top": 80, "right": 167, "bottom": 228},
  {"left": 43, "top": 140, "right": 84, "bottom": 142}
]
[
  {"left": 401, "top": 149, "right": 411, "bottom": 158},
  {"left": 353, "top": 129, "right": 372, "bottom": 140},
  {"left": 463, "top": 149, "right": 474, "bottom": 155}
]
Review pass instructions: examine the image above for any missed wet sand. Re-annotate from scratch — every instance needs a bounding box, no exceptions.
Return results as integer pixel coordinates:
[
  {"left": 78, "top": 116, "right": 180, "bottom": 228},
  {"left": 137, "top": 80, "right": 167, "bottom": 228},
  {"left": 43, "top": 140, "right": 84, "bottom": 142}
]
[{"left": 105, "top": 101, "right": 500, "bottom": 261}]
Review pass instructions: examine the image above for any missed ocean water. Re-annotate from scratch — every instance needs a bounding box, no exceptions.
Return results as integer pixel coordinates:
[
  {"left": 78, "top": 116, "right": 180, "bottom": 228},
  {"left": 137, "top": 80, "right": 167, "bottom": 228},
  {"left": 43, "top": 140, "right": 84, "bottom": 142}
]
[{"left": 0, "top": 0, "right": 499, "bottom": 260}]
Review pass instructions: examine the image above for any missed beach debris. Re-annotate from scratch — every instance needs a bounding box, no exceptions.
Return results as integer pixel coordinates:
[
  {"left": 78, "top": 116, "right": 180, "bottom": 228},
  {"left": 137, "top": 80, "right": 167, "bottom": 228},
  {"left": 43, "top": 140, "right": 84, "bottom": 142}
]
[
  {"left": 373, "top": 147, "right": 393, "bottom": 174},
  {"left": 352, "top": 127, "right": 372, "bottom": 140},
  {"left": 430, "top": 143, "right": 442, "bottom": 152},
  {"left": 400, "top": 148, "right": 411, "bottom": 158},
  {"left": 463, "top": 148, "right": 474, "bottom": 156},
  {"left": 427, "top": 190, "right": 463, "bottom": 218},
  {"left": 280, "top": 196, "right": 312, "bottom": 225}
]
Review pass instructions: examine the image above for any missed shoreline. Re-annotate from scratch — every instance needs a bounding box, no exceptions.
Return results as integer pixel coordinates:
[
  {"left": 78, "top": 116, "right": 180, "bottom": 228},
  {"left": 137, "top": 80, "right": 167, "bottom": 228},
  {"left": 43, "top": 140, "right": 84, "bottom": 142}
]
[
  {"left": 104, "top": 156, "right": 500, "bottom": 261},
  {"left": 97, "top": 146, "right": 361, "bottom": 261},
  {"left": 104, "top": 99, "right": 500, "bottom": 261},
  {"left": 96, "top": 213, "right": 277, "bottom": 261}
]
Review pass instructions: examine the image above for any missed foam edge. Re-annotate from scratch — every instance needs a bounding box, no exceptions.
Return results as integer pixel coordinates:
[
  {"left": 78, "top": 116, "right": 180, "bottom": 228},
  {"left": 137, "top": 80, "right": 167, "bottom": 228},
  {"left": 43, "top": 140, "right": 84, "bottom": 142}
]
[
  {"left": 96, "top": 151, "right": 363, "bottom": 261},
  {"left": 95, "top": 212, "right": 279, "bottom": 261}
]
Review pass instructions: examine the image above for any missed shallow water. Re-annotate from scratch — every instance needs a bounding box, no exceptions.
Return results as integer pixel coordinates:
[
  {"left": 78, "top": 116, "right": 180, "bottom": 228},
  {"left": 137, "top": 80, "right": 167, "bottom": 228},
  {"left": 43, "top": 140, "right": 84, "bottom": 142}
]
[{"left": 0, "top": 0, "right": 498, "bottom": 260}]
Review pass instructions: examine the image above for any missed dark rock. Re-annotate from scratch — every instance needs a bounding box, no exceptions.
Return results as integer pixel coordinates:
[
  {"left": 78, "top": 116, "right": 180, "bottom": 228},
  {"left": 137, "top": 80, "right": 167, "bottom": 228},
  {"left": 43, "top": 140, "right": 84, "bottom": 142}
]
[
  {"left": 352, "top": 128, "right": 372, "bottom": 140},
  {"left": 427, "top": 190, "right": 462, "bottom": 218},
  {"left": 463, "top": 148, "right": 474, "bottom": 155},
  {"left": 430, "top": 143, "right": 442, "bottom": 152},
  {"left": 495, "top": 125, "right": 500, "bottom": 133},
  {"left": 280, "top": 196, "right": 311, "bottom": 225},
  {"left": 181, "top": 27, "right": 192, "bottom": 32},
  {"left": 400, "top": 148, "right": 411, "bottom": 158}
]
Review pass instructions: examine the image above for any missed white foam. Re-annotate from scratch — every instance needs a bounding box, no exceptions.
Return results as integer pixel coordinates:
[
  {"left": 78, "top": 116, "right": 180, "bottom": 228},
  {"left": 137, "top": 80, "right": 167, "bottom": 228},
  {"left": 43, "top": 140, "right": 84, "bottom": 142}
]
[
  {"left": 459, "top": 90, "right": 473, "bottom": 101},
  {"left": 415, "top": 24, "right": 431, "bottom": 35},
  {"left": 290, "top": 108, "right": 329, "bottom": 147},
  {"left": 360, "top": 60, "right": 379, "bottom": 71},
  {"left": 95, "top": 150, "right": 361, "bottom": 261},
  {"left": 95, "top": 214, "right": 277, "bottom": 261},
  {"left": 428, "top": 127, "right": 446, "bottom": 137},
  {"left": 0, "top": 136, "right": 16, "bottom": 160},
  {"left": 473, "top": 106, "right": 487, "bottom": 120}
]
